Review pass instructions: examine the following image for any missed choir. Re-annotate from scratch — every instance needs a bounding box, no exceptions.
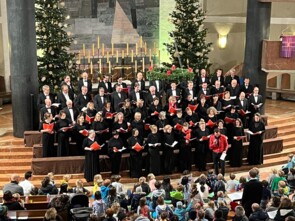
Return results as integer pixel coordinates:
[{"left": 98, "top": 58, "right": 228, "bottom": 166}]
[{"left": 38, "top": 69, "right": 266, "bottom": 181}]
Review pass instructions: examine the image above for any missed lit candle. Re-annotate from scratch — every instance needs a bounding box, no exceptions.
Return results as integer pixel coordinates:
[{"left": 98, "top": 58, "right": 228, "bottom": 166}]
[
  {"left": 97, "top": 36, "right": 100, "bottom": 49},
  {"left": 111, "top": 42, "right": 114, "bottom": 56},
  {"left": 92, "top": 44, "right": 95, "bottom": 56},
  {"left": 135, "top": 60, "right": 137, "bottom": 73},
  {"left": 151, "top": 60, "right": 153, "bottom": 68},
  {"left": 142, "top": 57, "right": 145, "bottom": 72},
  {"left": 135, "top": 43, "right": 138, "bottom": 55},
  {"left": 149, "top": 49, "right": 152, "bottom": 62},
  {"left": 131, "top": 50, "right": 134, "bottom": 62},
  {"left": 107, "top": 51, "right": 109, "bottom": 63},
  {"left": 88, "top": 50, "right": 90, "bottom": 63},
  {"left": 116, "top": 50, "right": 119, "bottom": 63},
  {"left": 83, "top": 44, "right": 85, "bottom": 56},
  {"left": 140, "top": 36, "right": 143, "bottom": 48},
  {"left": 90, "top": 61, "right": 93, "bottom": 74},
  {"left": 122, "top": 50, "right": 125, "bottom": 59},
  {"left": 109, "top": 61, "right": 111, "bottom": 74},
  {"left": 126, "top": 43, "right": 129, "bottom": 56},
  {"left": 99, "top": 59, "right": 102, "bottom": 73},
  {"left": 102, "top": 43, "right": 105, "bottom": 56},
  {"left": 144, "top": 42, "right": 147, "bottom": 55},
  {"left": 153, "top": 42, "right": 156, "bottom": 53},
  {"left": 78, "top": 51, "right": 81, "bottom": 64},
  {"left": 158, "top": 50, "right": 160, "bottom": 65}
]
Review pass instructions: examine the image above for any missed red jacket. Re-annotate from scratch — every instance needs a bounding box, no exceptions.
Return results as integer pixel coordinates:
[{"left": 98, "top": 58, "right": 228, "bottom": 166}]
[{"left": 209, "top": 134, "right": 228, "bottom": 153}]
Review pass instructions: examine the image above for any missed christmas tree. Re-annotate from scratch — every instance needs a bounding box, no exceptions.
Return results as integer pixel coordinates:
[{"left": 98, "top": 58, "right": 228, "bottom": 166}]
[
  {"left": 164, "top": 0, "right": 212, "bottom": 72},
  {"left": 35, "top": 0, "right": 77, "bottom": 93}
]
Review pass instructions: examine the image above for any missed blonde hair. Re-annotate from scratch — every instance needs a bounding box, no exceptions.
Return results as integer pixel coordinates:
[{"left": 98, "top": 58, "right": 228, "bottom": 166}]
[
  {"left": 150, "top": 125, "right": 158, "bottom": 133},
  {"left": 76, "top": 179, "right": 84, "bottom": 188},
  {"left": 63, "top": 174, "right": 72, "bottom": 182},
  {"left": 147, "top": 173, "right": 155, "bottom": 181},
  {"left": 163, "top": 125, "right": 172, "bottom": 133},
  {"left": 44, "top": 208, "right": 57, "bottom": 220},
  {"left": 94, "top": 174, "right": 103, "bottom": 186},
  {"left": 207, "top": 106, "right": 217, "bottom": 115}
]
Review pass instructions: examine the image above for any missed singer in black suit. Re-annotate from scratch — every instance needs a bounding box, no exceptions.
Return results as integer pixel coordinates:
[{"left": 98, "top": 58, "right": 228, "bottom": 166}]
[
  {"left": 129, "top": 83, "right": 143, "bottom": 104},
  {"left": 224, "top": 69, "right": 240, "bottom": 87},
  {"left": 93, "top": 87, "right": 110, "bottom": 112},
  {"left": 74, "top": 86, "right": 91, "bottom": 111},
  {"left": 60, "top": 75, "right": 75, "bottom": 98},
  {"left": 57, "top": 85, "right": 75, "bottom": 109},
  {"left": 131, "top": 72, "right": 145, "bottom": 92},
  {"left": 145, "top": 86, "right": 161, "bottom": 108},
  {"left": 241, "top": 168, "right": 263, "bottom": 217},
  {"left": 112, "top": 85, "right": 127, "bottom": 112},
  {"left": 240, "top": 77, "right": 254, "bottom": 96},
  {"left": 40, "top": 99, "right": 57, "bottom": 121},
  {"left": 248, "top": 87, "right": 264, "bottom": 116},
  {"left": 37, "top": 85, "right": 56, "bottom": 110},
  {"left": 150, "top": 79, "right": 165, "bottom": 96},
  {"left": 63, "top": 100, "right": 79, "bottom": 124},
  {"left": 77, "top": 72, "right": 92, "bottom": 94},
  {"left": 166, "top": 82, "right": 182, "bottom": 102},
  {"left": 113, "top": 77, "right": 128, "bottom": 91},
  {"left": 211, "top": 68, "right": 225, "bottom": 86},
  {"left": 99, "top": 74, "right": 113, "bottom": 94}
]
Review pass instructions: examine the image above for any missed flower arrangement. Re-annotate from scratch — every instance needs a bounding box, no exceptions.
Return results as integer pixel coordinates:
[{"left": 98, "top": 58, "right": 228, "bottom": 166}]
[{"left": 146, "top": 65, "right": 194, "bottom": 83}]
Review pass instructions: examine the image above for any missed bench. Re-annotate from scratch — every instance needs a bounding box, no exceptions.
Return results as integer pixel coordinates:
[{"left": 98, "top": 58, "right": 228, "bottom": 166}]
[
  {"left": 24, "top": 202, "right": 49, "bottom": 210},
  {"left": 0, "top": 195, "right": 49, "bottom": 203},
  {"left": 266, "top": 88, "right": 295, "bottom": 100},
  {"left": 8, "top": 209, "right": 47, "bottom": 221}
]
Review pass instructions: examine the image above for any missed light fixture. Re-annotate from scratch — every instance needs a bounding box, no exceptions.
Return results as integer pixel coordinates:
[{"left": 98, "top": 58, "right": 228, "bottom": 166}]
[{"left": 218, "top": 34, "right": 227, "bottom": 49}]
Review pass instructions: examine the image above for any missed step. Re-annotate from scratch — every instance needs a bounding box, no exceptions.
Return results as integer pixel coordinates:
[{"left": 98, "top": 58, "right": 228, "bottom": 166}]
[
  {"left": 0, "top": 152, "right": 33, "bottom": 159},
  {"left": 0, "top": 158, "right": 32, "bottom": 167},
  {"left": 0, "top": 166, "right": 32, "bottom": 174},
  {"left": 282, "top": 140, "right": 295, "bottom": 149},
  {"left": 278, "top": 134, "right": 295, "bottom": 143},
  {"left": 264, "top": 147, "right": 295, "bottom": 160},
  {"left": 0, "top": 146, "right": 32, "bottom": 152},
  {"left": 270, "top": 121, "right": 295, "bottom": 130},
  {"left": 0, "top": 140, "right": 24, "bottom": 146},
  {"left": 278, "top": 127, "right": 295, "bottom": 136},
  {"left": 267, "top": 116, "right": 295, "bottom": 125}
]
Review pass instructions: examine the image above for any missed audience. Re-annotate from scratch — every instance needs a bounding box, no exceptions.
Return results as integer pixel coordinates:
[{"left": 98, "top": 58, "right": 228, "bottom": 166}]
[
  {"left": 3, "top": 174, "right": 24, "bottom": 196},
  {"left": 19, "top": 171, "right": 35, "bottom": 196}
]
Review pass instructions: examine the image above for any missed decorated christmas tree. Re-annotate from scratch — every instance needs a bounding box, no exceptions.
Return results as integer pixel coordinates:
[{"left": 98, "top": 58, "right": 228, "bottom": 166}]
[
  {"left": 35, "top": 0, "right": 77, "bottom": 93},
  {"left": 164, "top": 0, "right": 212, "bottom": 71}
]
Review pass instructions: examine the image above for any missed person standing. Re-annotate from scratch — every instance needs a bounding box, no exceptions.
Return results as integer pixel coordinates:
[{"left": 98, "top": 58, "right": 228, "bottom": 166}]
[
  {"left": 230, "top": 118, "right": 245, "bottom": 167},
  {"left": 247, "top": 113, "right": 265, "bottom": 165},
  {"left": 241, "top": 168, "right": 263, "bottom": 217},
  {"left": 39, "top": 112, "right": 55, "bottom": 157},
  {"left": 83, "top": 130, "right": 101, "bottom": 182},
  {"left": 108, "top": 131, "right": 125, "bottom": 175},
  {"left": 209, "top": 128, "right": 228, "bottom": 176}
]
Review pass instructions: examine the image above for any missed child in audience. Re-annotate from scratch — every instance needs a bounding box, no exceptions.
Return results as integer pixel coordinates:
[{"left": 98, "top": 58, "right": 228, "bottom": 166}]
[
  {"left": 111, "top": 175, "right": 124, "bottom": 194},
  {"left": 93, "top": 174, "right": 103, "bottom": 197},
  {"left": 72, "top": 179, "right": 90, "bottom": 196},
  {"left": 47, "top": 172, "right": 55, "bottom": 186},
  {"left": 170, "top": 185, "right": 184, "bottom": 207},
  {"left": 268, "top": 168, "right": 278, "bottom": 188},
  {"left": 60, "top": 174, "right": 72, "bottom": 194},
  {"left": 173, "top": 201, "right": 192, "bottom": 221},
  {"left": 196, "top": 209, "right": 208, "bottom": 221},
  {"left": 92, "top": 191, "right": 106, "bottom": 218},
  {"left": 147, "top": 173, "right": 156, "bottom": 192},
  {"left": 282, "top": 154, "right": 295, "bottom": 174},
  {"left": 236, "top": 176, "right": 247, "bottom": 191},
  {"left": 226, "top": 173, "right": 238, "bottom": 193},
  {"left": 278, "top": 180, "right": 290, "bottom": 196},
  {"left": 204, "top": 201, "right": 215, "bottom": 221},
  {"left": 12, "top": 193, "right": 25, "bottom": 208},
  {"left": 216, "top": 191, "right": 226, "bottom": 207},
  {"left": 137, "top": 197, "right": 149, "bottom": 218}
]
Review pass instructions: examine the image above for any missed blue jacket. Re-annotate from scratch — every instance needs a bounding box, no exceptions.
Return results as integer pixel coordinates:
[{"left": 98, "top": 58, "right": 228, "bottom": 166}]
[{"left": 173, "top": 202, "right": 192, "bottom": 221}]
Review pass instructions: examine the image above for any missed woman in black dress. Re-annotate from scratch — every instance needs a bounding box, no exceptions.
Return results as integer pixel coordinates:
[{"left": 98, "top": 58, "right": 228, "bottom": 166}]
[
  {"left": 195, "top": 119, "right": 210, "bottom": 171},
  {"left": 119, "top": 99, "right": 133, "bottom": 122},
  {"left": 148, "top": 97, "right": 162, "bottom": 124},
  {"left": 131, "top": 112, "right": 145, "bottom": 138},
  {"left": 197, "top": 96, "right": 208, "bottom": 120},
  {"left": 230, "top": 118, "right": 244, "bottom": 167},
  {"left": 92, "top": 112, "right": 109, "bottom": 155},
  {"left": 155, "top": 111, "right": 169, "bottom": 136},
  {"left": 83, "top": 130, "right": 101, "bottom": 182},
  {"left": 112, "top": 112, "right": 130, "bottom": 147},
  {"left": 55, "top": 110, "right": 71, "bottom": 156},
  {"left": 127, "top": 128, "right": 144, "bottom": 178},
  {"left": 179, "top": 122, "right": 192, "bottom": 172},
  {"left": 248, "top": 113, "right": 265, "bottom": 165},
  {"left": 163, "top": 125, "right": 176, "bottom": 174},
  {"left": 39, "top": 112, "right": 55, "bottom": 157},
  {"left": 73, "top": 114, "right": 90, "bottom": 155},
  {"left": 146, "top": 125, "right": 161, "bottom": 175},
  {"left": 108, "top": 131, "right": 125, "bottom": 175},
  {"left": 206, "top": 107, "right": 218, "bottom": 134},
  {"left": 85, "top": 101, "right": 97, "bottom": 125}
]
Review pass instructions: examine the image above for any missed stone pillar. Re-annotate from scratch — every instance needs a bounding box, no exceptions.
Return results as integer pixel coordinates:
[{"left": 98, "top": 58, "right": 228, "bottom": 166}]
[
  {"left": 243, "top": 0, "right": 272, "bottom": 113},
  {"left": 6, "top": 0, "right": 39, "bottom": 137}
]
